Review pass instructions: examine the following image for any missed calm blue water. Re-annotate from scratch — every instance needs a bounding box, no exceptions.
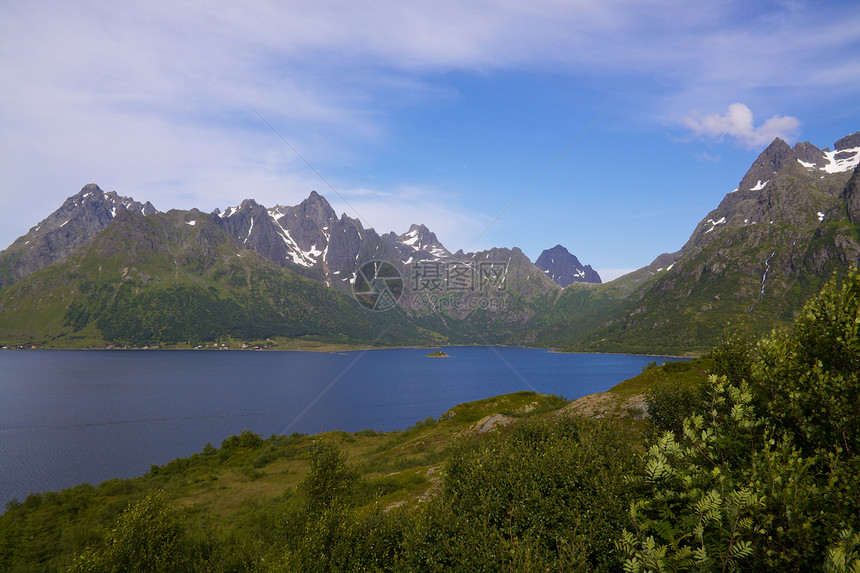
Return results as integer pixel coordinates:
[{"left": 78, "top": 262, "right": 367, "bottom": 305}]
[{"left": 0, "top": 347, "right": 679, "bottom": 506}]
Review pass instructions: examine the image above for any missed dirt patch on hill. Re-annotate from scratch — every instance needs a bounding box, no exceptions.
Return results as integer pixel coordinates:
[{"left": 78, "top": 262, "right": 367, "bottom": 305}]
[{"left": 557, "top": 391, "right": 649, "bottom": 420}]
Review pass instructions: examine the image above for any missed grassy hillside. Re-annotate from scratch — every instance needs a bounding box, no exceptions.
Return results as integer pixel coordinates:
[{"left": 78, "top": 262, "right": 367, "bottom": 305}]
[{"left": 0, "top": 391, "right": 580, "bottom": 571}]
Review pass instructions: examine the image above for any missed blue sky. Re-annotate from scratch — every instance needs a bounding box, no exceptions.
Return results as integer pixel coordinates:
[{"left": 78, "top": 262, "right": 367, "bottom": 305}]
[{"left": 1, "top": 0, "right": 859, "bottom": 281}]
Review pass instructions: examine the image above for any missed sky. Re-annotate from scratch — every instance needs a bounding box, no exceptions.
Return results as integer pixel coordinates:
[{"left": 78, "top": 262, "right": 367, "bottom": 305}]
[{"left": 1, "top": 1, "right": 859, "bottom": 282}]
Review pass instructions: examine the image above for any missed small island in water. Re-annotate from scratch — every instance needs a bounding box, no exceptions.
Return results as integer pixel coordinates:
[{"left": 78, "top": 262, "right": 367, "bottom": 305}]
[{"left": 427, "top": 350, "right": 449, "bottom": 358}]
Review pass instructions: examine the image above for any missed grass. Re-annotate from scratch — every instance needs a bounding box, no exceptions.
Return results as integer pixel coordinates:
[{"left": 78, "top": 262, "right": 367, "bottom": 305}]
[{"left": 139, "top": 392, "right": 573, "bottom": 517}]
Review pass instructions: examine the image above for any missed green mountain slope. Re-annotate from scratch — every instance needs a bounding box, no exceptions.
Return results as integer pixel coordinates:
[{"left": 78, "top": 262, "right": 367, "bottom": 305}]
[
  {"left": 0, "top": 207, "right": 565, "bottom": 348},
  {"left": 0, "top": 209, "right": 439, "bottom": 348}
]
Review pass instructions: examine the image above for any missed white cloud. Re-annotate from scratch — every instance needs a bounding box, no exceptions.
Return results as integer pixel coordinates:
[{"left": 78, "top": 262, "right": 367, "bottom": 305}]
[
  {"left": 683, "top": 103, "right": 801, "bottom": 148},
  {"left": 693, "top": 152, "right": 722, "bottom": 163}
]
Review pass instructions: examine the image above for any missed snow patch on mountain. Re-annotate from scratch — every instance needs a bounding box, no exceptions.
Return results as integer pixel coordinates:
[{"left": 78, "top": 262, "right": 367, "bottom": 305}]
[
  {"left": 821, "top": 147, "right": 860, "bottom": 173},
  {"left": 398, "top": 224, "right": 452, "bottom": 260},
  {"left": 704, "top": 216, "right": 726, "bottom": 233}
]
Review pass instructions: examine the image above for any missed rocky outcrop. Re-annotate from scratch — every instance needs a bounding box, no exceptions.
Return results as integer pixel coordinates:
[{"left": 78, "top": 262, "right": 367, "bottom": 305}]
[
  {"left": 834, "top": 132, "right": 860, "bottom": 151},
  {"left": 842, "top": 167, "right": 860, "bottom": 225},
  {"left": 535, "top": 244, "right": 601, "bottom": 286}
]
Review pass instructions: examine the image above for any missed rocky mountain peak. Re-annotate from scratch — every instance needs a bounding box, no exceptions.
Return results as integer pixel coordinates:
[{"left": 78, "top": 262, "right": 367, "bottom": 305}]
[
  {"left": 294, "top": 190, "right": 337, "bottom": 226},
  {"left": 535, "top": 244, "right": 601, "bottom": 287},
  {"left": 734, "top": 133, "right": 860, "bottom": 197},
  {"left": 791, "top": 141, "right": 826, "bottom": 167},
  {"left": 78, "top": 183, "right": 101, "bottom": 196},
  {"left": 399, "top": 223, "right": 451, "bottom": 259},
  {"left": 688, "top": 134, "right": 859, "bottom": 252},
  {"left": 834, "top": 132, "right": 860, "bottom": 151},
  {"left": 239, "top": 198, "right": 263, "bottom": 211},
  {"left": 0, "top": 184, "right": 157, "bottom": 288},
  {"left": 758, "top": 137, "right": 793, "bottom": 167},
  {"left": 738, "top": 138, "right": 794, "bottom": 192}
]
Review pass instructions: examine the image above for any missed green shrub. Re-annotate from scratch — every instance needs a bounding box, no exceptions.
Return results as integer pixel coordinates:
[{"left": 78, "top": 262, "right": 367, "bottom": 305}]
[
  {"left": 69, "top": 491, "right": 185, "bottom": 572},
  {"left": 751, "top": 268, "right": 860, "bottom": 456},
  {"left": 644, "top": 376, "right": 711, "bottom": 436},
  {"left": 708, "top": 332, "right": 754, "bottom": 385},
  {"left": 402, "top": 416, "right": 637, "bottom": 572},
  {"left": 299, "top": 442, "right": 359, "bottom": 510},
  {"left": 621, "top": 270, "right": 860, "bottom": 571}
]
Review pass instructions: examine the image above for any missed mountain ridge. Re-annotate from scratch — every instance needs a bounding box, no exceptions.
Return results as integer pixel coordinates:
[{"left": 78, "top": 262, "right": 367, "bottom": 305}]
[
  {"left": 535, "top": 132, "right": 860, "bottom": 353},
  {"left": 2, "top": 132, "right": 859, "bottom": 353},
  {"left": 0, "top": 184, "right": 157, "bottom": 289}
]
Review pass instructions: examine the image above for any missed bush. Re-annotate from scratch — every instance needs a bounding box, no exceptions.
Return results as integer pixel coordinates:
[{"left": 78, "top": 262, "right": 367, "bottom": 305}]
[
  {"left": 709, "top": 332, "right": 754, "bottom": 385},
  {"left": 402, "top": 416, "right": 637, "bottom": 572},
  {"left": 752, "top": 268, "right": 860, "bottom": 456},
  {"left": 644, "top": 376, "right": 711, "bottom": 436},
  {"left": 299, "top": 442, "right": 359, "bottom": 509},
  {"left": 69, "top": 491, "right": 185, "bottom": 572},
  {"left": 620, "top": 270, "right": 860, "bottom": 571}
]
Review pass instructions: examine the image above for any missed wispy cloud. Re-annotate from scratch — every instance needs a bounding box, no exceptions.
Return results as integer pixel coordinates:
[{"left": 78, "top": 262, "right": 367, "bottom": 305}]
[
  {"left": 692, "top": 151, "right": 722, "bottom": 163},
  {"left": 683, "top": 103, "right": 801, "bottom": 148}
]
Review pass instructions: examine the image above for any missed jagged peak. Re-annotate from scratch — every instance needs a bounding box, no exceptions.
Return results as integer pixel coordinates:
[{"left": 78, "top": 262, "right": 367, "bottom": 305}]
[
  {"left": 59, "top": 184, "right": 156, "bottom": 217},
  {"left": 295, "top": 190, "right": 337, "bottom": 223},
  {"left": 300, "top": 190, "right": 334, "bottom": 210},
  {"left": 215, "top": 199, "right": 262, "bottom": 219},
  {"left": 339, "top": 212, "right": 364, "bottom": 231},
  {"left": 77, "top": 183, "right": 104, "bottom": 196},
  {"left": 755, "top": 137, "right": 792, "bottom": 167},
  {"left": 401, "top": 223, "right": 436, "bottom": 242},
  {"left": 739, "top": 137, "right": 812, "bottom": 192},
  {"left": 766, "top": 136, "right": 790, "bottom": 149},
  {"left": 239, "top": 198, "right": 262, "bottom": 210},
  {"left": 64, "top": 184, "right": 105, "bottom": 207},
  {"left": 835, "top": 132, "right": 860, "bottom": 151},
  {"left": 398, "top": 223, "right": 450, "bottom": 259},
  {"left": 535, "top": 244, "right": 601, "bottom": 286},
  {"left": 542, "top": 244, "right": 576, "bottom": 258}
]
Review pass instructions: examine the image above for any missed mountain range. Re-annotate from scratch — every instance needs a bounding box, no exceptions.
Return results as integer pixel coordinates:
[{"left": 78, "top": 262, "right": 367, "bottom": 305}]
[{"left": 1, "top": 132, "right": 858, "bottom": 353}]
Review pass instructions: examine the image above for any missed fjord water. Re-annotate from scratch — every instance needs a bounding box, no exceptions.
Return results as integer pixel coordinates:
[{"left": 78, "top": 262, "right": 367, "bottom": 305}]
[{"left": 0, "top": 347, "right": 679, "bottom": 506}]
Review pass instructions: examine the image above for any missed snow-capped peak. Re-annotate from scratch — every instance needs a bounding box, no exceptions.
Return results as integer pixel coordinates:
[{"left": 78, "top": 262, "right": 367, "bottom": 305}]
[{"left": 398, "top": 224, "right": 451, "bottom": 260}]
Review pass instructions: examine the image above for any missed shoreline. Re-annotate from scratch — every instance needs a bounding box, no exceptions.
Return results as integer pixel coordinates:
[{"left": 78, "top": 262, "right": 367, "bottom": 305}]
[{"left": 1, "top": 342, "right": 701, "bottom": 359}]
